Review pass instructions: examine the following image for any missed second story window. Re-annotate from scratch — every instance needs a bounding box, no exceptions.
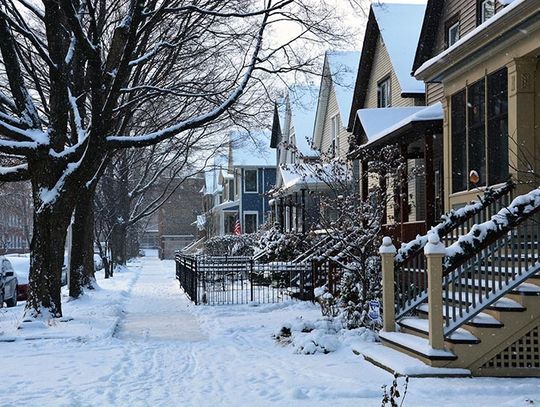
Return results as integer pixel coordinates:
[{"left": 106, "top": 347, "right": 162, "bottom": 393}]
[
  {"left": 377, "top": 77, "right": 391, "bottom": 108},
  {"left": 446, "top": 19, "right": 460, "bottom": 48},
  {"left": 478, "top": 0, "right": 495, "bottom": 25},
  {"left": 244, "top": 169, "right": 258, "bottom": 193}
]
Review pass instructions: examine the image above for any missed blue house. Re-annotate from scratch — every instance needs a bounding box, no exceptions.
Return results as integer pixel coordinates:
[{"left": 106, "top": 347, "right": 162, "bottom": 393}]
[{"left": 202, "top": 131, "right": 276, "bottom": 236}]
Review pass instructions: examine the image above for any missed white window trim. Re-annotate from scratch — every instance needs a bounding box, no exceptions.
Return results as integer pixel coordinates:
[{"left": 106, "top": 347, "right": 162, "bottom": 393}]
[
  {"left": 243, "top": 169, "right": 258, "bottom": 193},
  {"left": 243, "top": 211, "right": 259, "bottom": 234},
  {"left": 448, "top": 21, "right": 460, "bottom": 46},
  {"left": 480, "top": 0, "right": 495, "bottom": 23},
  {"left": 377, "top": 77, "right": 391, "bottom": 108}
]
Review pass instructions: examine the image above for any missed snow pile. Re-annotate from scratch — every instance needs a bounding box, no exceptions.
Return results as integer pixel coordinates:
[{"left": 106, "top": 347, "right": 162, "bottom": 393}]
[
  {"left": 0, "top": 260, "right": 141, "bottom": 341},
  {"left": 275, "top": 316, "right": 378, "bottom": 355}
]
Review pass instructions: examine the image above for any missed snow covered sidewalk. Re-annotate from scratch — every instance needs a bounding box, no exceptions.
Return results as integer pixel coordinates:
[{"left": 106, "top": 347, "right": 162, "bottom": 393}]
[
  {"left": 0, "top": 254, "right": 538, "bottom": 407},
  {"left": 114, "top": 256, "right": 206, "bottom": 342}
]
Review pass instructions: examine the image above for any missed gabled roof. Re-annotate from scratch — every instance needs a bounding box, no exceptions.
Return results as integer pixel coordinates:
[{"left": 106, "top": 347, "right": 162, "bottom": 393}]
[
  {"left": 203, "top": 154, "right": 227, "bottom": 195},
  {"left": 347, "top": 0, "right": 427, "bottom": 131},
  {"left": 411, "top": 0, "right": 444, "bottom": 74},
  {"left": 313, "top": 51, "right": 360, "bottom": 149},
  {"left": 288, "top": 85, "right": 319, "bottom": 157},
  {"left": 356, "top": 107, "right": 425, "bottom": 143},
  {"left": 373, "top": 1, "right": 427, "bottom": 93},
  {"left": 230, "top": 130, "right": 274, "bottom": 167},
  {"left": 326, "top": 51, "right": 361, "bottom": 126}
]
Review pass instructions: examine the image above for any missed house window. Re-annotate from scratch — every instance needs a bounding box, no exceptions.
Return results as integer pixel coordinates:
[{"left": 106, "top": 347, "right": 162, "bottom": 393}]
[
  {"left": 451, "top": 68, "right": 508, "bottom": 193},
  {"left": 244, "top": 213, "right": 258, "bottom": 234},
  {"left": 377, "top": 77, "right": 391, "bottom": 108},
  {"left": 227, "top": 179, "right": 234, "bottom": 201},
  {"left": 446, "top": 18, "right": 460, "bottom": 48},
  {"left": 330, "top": 114, "right": 340, "bottom": 155},
  {"left": 477, "top": 0, "right": 495, "bottom": 25},
  {"left": 244, "top": 169, "right": 258, "bottom": 193}
]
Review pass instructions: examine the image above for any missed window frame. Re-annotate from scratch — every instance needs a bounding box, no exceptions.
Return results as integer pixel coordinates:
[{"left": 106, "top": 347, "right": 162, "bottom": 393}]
[
  {"left": 377, "top": 76, "right": 391, "bottom": 108},
  {"left": 445, "top": 15, "right": 460, "bottom": 48},
  {"left": 450, "top": 67, "right": 509, "bottom": 194},
  {"left": 330, "top": 114, "right": 340, "bottom": 155},
  {"left": 477, "top": 0, "right": 495, "bottom": 25},
  {"left": 243, "top": 212, "right": 259, "bottom": 234},
  {"left": 243, "top": 169, "right": 258, "bottom": 193}
]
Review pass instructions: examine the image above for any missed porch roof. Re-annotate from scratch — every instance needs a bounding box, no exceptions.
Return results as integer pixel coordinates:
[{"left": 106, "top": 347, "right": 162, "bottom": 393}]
[
  {"left": 277, "top": 163, "right": 340, "bottom": 194},
  {"left": 351, "top": 103, "right": 443, "bottom": 155}
]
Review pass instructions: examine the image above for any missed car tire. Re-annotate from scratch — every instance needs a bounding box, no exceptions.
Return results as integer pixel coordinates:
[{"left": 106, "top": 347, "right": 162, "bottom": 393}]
[{"left": 5, "top": 293, "right": 17, "bottom": 307}]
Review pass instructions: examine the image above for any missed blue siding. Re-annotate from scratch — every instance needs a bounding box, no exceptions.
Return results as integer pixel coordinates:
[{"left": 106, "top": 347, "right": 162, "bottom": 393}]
[{"left": 240, "top": 167, "right": 276, "bottom": 227}]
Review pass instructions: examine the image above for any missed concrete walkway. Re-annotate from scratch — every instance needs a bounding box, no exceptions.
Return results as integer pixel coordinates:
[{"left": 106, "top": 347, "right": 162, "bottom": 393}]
[{"left": 114, "top": 255, "right": 206, "bottom": 342}]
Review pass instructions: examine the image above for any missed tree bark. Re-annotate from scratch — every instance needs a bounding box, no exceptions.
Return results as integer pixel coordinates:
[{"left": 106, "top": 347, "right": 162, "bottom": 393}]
[
  {"left": 69, "top": 187, "right": 97, "bottom": 298},
  {"left": 111, "top": 223, "right": 127, "bottom": 267},
  {"left": 24, "top": 202, "right": 72, "bottom": 320}
]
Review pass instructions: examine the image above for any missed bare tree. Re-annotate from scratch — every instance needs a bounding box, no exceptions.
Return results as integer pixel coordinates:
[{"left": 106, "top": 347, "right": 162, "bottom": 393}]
[{"left": 0, "top": 0, "right": 348, "bottom": 320}]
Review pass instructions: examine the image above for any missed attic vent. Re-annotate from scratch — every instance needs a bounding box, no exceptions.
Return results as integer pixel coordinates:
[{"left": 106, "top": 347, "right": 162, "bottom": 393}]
[{"left": 481, "top": 326, "right": 540, "bottom": 369}]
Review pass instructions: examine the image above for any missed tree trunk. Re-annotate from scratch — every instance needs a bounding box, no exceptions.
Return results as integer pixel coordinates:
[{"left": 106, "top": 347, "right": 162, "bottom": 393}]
[
  {"left": 69, "top": 188, "right": 97, "bottom": 298},
  {"left": 111, "top": 223, "right": 127, "bottom": 267},
  {"left": 24, "top": 203, "right": 71, "bottom": 320}
]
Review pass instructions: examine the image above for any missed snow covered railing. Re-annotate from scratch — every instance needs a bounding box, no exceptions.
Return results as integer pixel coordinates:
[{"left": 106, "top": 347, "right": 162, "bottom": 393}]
[
  {"left": 441, "top": 188, "right": 540, "bottom": 335},
  {"left": 393, "top": 181, "right": 514, "bottom": 318}
]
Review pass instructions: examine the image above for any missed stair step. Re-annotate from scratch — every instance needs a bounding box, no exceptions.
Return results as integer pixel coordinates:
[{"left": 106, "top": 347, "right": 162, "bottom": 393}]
[
  {"left": 417, "top": 304, "right": 503, "bottom": 327},
  {"left": 441, "top": 291, "right": 526, "bottom": 312},
  {"left": 398, "top": 317, "right": 480, "bottom": 344},
  {"left": 473, "top": 266, "right": 540, "bottom": 280},
  {"left": 458, "top": 278, "right": 540, "bottom": 296},
  {"left": 379, "top": 331, "right": 457, "bottom": 361}
]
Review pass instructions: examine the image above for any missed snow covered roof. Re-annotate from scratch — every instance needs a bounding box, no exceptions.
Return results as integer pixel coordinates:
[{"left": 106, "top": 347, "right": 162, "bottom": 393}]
[
  {"left": 415, "top": 0, "right": 529, "bottom": 79},
  {"left": 203, "top": 154, "right": 227, "bottom": 195},
  {"left": 288, "top": 85, "right": 320, "bottom": 157},
  {"left": 372, "top": 0, "right": 427, "bottom": 94},
  {"left": 230, "top": 130, "right": 274, "bottom": 167},
  {"left": 278, "top": 162, "right": 348, "bottom": 193},
  {"left": 361, "top": 102, "right": 443, "bottom": 147},
  {"left": 326, "top": 51, "right": 361, "bottom": 126},
  {"left": 356, "top": 107, "right": 425, "bottom": 142}
]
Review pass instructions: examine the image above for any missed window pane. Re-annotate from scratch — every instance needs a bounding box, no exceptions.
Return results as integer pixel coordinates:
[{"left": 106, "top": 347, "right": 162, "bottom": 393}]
[
  {"left": 451, "top": 90, "right": 467, "bottom": 192},
  {"left": 244, "top": 170, "right": 257, "bottom": 192},
  {"left": 468, "top": 79, "right": 486, "bottom": 187},
  {"left": 487, "top": 68, "right": 509, "bottom": 185},
  {"left": 448, "top": 23, "right": 460, "bottom": 46},
  {"left": 482, "top": 0, "right": 495, "bottom": 23},
  {"left": 244, "top": 214, "right": 257, "bottom": 234}
]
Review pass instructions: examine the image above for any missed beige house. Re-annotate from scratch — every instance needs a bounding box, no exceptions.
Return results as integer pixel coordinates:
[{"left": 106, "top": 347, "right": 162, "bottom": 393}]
[
  {"left": 369, "top": 0, "right": 540, "bottom": 378},
  {"left": 312, "top": 51, "right": 360, "bottom": 158},
  {"left": 348, "top": 0, "right": 443, "bottom": 243}
]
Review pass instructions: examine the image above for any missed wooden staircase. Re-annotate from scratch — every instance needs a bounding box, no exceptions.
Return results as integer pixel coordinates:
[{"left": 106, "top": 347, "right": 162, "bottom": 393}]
[{"left": 375, "top": 183, "right": 540, "bottom": 377}]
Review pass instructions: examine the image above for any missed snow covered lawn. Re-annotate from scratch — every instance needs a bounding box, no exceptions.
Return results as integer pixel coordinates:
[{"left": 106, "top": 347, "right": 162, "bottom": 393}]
[{"left": 0, "top": 255, "right": 538, "bottom": 406}]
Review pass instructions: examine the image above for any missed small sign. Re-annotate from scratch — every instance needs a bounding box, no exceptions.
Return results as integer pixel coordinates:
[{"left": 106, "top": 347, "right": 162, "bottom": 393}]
[{"left": 368, "top": 300, "right": 381, "bottom": 321}]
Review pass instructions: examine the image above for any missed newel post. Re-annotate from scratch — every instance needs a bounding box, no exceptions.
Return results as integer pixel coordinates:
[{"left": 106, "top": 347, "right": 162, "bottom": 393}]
[
  {"left": 424, "top": 233, "right": 446, "bottom": 350},
  {"left": 379, "top": 236, "right": 397, "bottom": 332}
]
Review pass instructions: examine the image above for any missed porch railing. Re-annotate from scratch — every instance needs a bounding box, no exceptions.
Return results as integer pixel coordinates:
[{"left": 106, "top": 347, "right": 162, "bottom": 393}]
[{"left": 393, "top": 181, "right": 514, "bottom": 318}]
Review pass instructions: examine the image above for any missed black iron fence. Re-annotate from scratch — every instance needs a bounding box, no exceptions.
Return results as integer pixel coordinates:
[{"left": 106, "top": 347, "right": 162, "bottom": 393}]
[{"left": 175, "top": 254, "right": 329, "bottom": 305}]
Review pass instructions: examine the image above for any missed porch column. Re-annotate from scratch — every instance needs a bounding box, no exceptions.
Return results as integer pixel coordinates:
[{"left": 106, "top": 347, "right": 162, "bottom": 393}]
[
  {"left": 424, "top": 233, "right": 446, "bottom": 350},
  {"left": 507, "top": 57, "right": 537, "bottom": 194},
  {"left": 301, "top": 189, "right": 306, "bottom": 233},
  {"left": 379, "top": 236, "right": 396, "bottom": 332},
  {"left": 424, "top": 133, "right": 436, "bottom": 228},
  {"left": 279, "top": 197, "right": 284, "bottom": 232},
  {"left": 399, "top": 143, "right": 409, "bottom": 241}
]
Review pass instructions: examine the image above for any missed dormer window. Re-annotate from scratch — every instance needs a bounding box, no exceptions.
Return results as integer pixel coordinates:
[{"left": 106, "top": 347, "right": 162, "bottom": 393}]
[
  {"left": 377, "top": 77, "right": 391, "bottom": 108},
  {"left": 478, "top": 0, "right": 495, "bottom": 25}
]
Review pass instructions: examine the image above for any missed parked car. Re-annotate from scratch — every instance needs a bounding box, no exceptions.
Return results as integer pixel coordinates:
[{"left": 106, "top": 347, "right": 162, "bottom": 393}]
[
  {"left": 0, "top": 256, "right": 18, "bottom": 307},
  {"left": 5, "top": 254, "right": 30, "bottom": 301}
]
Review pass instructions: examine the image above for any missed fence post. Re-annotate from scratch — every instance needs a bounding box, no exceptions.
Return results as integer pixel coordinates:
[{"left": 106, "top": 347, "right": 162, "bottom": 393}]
[
  {"left": 194, "top": 256, "right": 198, "bottom": 305},
  {"left": 250, "top": 260, "right": 254, "bottom": 302},
  {"left": 379, "top": 236, "right": 397, "bottom": 332},
  {"left": 424, "top": 233, "right": 446, "bottom": 350}
]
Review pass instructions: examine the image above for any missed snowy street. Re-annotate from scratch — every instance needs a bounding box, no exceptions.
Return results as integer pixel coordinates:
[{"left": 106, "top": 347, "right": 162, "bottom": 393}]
[{"left": 0, "top": 254, "right": 538, "bottom": 407}]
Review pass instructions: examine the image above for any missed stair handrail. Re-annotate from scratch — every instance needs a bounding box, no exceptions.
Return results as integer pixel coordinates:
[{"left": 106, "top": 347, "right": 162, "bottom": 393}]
[
  {"left": 395, "top": 180, "right": 515, "bottom": 266},
  {"left": 393, "top": 180, "right": 515, "bottom": 318},
  {"left": 441, "top": 187, "right": 540, "bottom": 335}
]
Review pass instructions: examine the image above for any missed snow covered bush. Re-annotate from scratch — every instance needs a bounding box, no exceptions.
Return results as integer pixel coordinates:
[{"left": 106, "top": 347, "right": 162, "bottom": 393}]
[
  {"left": 255, "top": 224, "right": 317, "bottom": 262},
  {"left": 203, "top": 234, "right": 259, "bottom": 256}
]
